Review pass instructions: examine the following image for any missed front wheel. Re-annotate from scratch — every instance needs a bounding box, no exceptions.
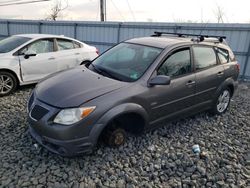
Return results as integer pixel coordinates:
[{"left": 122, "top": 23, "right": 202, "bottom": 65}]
[
  {"left": 103, "top": 126, "right": 126, "bottom": 147},
  {"left": 211, "top": 88, "right": 231, "bottom": 115},
  {"left": 0, "top": 71, "right": 17, "bottom": 97}
]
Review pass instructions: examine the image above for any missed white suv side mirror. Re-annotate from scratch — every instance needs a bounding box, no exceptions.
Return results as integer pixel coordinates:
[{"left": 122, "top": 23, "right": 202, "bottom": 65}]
[{"left": 24, "top": 50, "right": 37, "bottom": 59}]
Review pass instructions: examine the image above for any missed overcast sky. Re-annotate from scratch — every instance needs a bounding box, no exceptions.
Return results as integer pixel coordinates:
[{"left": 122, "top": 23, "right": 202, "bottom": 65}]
[{"left": 0, "top": 0, "right": 249, "bottom": 23}]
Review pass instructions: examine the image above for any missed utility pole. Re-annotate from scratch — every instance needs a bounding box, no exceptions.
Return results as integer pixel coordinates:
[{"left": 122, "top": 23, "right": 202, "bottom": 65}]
[{"left": 100, "top": 0, "right": 106, "bottom": 21}]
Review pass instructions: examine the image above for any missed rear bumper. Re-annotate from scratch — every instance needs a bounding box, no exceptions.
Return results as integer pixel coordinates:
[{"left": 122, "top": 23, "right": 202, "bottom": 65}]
[
  {"left": 234, "top": 80, "right": 239, "bottom": 90},
  {"left": 232, "top": 80, "right": 239, "bottom": 97}
]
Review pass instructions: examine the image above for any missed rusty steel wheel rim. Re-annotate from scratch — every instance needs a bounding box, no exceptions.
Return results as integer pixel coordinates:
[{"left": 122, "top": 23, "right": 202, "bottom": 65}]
[{"left": 114, "top": 132, "right": 124, "bottom": 145}]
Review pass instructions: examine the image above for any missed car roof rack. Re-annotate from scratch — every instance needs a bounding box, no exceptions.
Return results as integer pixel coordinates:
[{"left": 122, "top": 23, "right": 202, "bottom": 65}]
[{"left": 151, "top": 31, "right": 226, "bottom": 43}]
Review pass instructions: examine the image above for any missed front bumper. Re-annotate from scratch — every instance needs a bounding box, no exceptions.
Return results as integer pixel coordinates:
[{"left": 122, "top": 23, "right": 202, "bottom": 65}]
[
  {"left": 28, "top": 95, "right": 103, "bottom": 156},
  {"left": 29, "top": 125, "right": 93, "bottom": 156}
]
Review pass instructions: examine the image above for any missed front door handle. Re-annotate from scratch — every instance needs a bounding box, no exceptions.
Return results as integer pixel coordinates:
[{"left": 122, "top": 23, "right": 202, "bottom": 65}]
[
  {"left": 186, "top": 80, "right": 196, "bottom": 86},
  {"left": 48, "top": 57, "right": 55, "bottom": 60},
  {"left": 75, "top": 53, "right": 80, "bottom": 55}
]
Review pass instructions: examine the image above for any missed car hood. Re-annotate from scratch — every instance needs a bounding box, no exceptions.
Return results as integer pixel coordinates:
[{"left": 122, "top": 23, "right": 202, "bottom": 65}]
[
  {"left": 0, "top": 53, "right": 9, "bottom": 58},
  {"left": 35, "top": 66, "right": 127, "bottom": 108}
]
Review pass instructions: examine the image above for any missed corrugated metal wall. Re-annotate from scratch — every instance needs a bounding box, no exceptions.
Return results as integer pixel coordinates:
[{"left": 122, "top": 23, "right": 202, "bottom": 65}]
[{"left": 0, "top": 19, "right": 250, "bottom": 79}]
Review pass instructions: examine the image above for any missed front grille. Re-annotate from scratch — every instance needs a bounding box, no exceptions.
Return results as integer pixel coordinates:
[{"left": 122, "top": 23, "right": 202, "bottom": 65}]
[
  {"left": 30, "top": 105, "right": 49, "bottom": 121},
  {"left": 28, "top": 93, "right": 34, "bottom": 110}
]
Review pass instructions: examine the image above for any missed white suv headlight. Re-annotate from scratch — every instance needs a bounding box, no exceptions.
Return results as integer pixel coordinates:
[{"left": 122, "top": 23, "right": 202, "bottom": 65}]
[{"left": 53, "top": 106, "right": 96, "bottom": 125}]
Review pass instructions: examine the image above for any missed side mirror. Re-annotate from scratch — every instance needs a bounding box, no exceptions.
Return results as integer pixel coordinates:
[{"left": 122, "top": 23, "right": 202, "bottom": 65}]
[
  {"left": 24, "top": 50, "right": 37, "bottom": 59},
  {"left": 81, "top": 60, "right": 92, "bottom": 65},
  {"left": 148, "top": 75, "right": 171, "bottom": 86}
]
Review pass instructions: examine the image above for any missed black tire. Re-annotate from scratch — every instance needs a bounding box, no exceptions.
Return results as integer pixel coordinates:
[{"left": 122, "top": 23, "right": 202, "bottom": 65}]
[
  {"left": 0, "top": 71, "right": 17, "bottom": 97},
  {"left": 211, "top": 87, "right": 231, "bottom": 115},
  {"left": 103, "top": 125, "right": 126, "bottom": 147}
]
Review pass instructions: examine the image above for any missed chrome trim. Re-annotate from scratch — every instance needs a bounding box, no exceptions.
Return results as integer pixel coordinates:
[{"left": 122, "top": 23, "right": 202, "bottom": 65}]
[{"left": 29, "top": 104, "right": 37, "bottom": 122}]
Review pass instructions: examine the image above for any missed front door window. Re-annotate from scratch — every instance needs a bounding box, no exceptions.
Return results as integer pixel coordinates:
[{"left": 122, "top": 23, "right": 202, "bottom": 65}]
[
  {"left": 21, "top": 39, "right": 54, "bottom": 54},
  {"left": 158, "top": 48, "right": 191, "bottom": 77}
]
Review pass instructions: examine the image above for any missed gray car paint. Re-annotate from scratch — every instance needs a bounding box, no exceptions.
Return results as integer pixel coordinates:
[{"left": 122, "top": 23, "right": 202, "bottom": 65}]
[
  {"left": 28, "top": 37, "right": 239, "bottom": 156},
  {"left": 36, "top": 66, "right": 127, "bottom": 108}
]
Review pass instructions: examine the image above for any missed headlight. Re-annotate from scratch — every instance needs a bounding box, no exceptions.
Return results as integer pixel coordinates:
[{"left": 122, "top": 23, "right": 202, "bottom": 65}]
[{"left": 54, "top": 106, "right": 96, "bottom": 125}]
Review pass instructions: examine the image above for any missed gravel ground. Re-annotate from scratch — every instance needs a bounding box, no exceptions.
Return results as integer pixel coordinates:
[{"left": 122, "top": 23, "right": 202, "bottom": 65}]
[{"left": 0, "top": 83, "right": 250, "bottom": 188}]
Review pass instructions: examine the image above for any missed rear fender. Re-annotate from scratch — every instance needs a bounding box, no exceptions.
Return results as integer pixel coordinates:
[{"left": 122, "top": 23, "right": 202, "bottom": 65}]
[{"left": 214, "top": 77, "right": 236, "bottom": 100}]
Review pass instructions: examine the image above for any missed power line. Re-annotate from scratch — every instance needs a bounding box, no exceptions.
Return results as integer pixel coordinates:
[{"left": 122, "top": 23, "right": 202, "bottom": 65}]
[
  {"left": 125, "top": 0, "right": 135, "bottom": 21},
  {"left": 0, "top": 0, "right": 50, "bottom": 6},
  {"left": 0, "top": 0, "right": 23, "bottom": 3},
  {"left": 0, "top": 0, "right": 27, "bottom": 6},
  {"left": 96, "top": 0, "right": 100, "bottom": 21},
  {"left": 110, "top": 0, "right": 125, "bottom": 21}
]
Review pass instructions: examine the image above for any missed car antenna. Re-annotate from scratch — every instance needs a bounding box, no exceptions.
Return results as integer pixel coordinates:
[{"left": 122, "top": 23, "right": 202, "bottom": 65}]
[{"left": 197, "top": 22, "right": 209, "bottom": 42}]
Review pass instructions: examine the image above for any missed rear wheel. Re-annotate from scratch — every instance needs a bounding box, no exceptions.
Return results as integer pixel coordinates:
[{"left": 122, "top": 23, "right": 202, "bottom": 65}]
[
  {"left": 103, "top": 123, "right": 126, "bottom": 147},
  {"left": 0, "top": 71, "right": 17, "bottom": 97},
  {"left": 211, "top": 87, "right": 231, "bottom": 115}
]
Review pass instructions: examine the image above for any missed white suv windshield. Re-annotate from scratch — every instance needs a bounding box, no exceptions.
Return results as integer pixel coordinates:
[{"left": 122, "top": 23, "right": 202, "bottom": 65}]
[{"left": 0, "top": 36, "right": 31, "bottom": 53}]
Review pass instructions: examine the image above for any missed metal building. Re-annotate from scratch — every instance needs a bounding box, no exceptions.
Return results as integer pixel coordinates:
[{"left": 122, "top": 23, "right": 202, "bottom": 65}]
[{"left": 0, "top": 19, "right": 250, "bottom": 79}]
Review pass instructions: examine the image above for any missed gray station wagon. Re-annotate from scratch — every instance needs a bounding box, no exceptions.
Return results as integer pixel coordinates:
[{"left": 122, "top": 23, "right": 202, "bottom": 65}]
[{"left": 28, "top": 32, "right": 239, "bottom": 156}]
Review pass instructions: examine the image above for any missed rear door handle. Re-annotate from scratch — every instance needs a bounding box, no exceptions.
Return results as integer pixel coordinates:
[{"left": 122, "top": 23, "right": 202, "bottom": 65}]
[
  {"left": 186, "top": 80, "right": 196, "bottom": 86},
  {"left": 217, "top": 71, "right": 224, "bottom": 76},
  {"left": 75, "top": 53, "right": 80, "bottom": 55},
  {"left": 48, "top": 57, "right": 55, "bottom": 60}
]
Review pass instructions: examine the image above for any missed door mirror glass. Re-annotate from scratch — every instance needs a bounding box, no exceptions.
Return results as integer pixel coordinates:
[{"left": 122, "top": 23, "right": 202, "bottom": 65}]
[
  {"left": 149, "top": 75, "right": 171, "bottom": 86},
  {"left": 24, "top": 50, "right": 37, "bottom": 59},
  {"left": 81, "top": 60, "right": 92, "bottom": 65}
]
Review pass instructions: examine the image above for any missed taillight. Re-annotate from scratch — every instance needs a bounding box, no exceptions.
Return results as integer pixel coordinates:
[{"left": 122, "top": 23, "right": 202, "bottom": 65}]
[
  {"left": 235, "top": 63, "right": 240, "bottom": 72},
  {"left": 96, "top": 48, "right": 99, "bottom": 55}
]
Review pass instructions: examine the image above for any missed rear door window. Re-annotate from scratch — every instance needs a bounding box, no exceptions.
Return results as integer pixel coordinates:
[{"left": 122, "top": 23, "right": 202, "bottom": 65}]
[
  {"left": 193, "top": 46, "right": 217, "bottom": 70},
  {"left": 57, "top": 39, "right": 75, "bottom": 50}
]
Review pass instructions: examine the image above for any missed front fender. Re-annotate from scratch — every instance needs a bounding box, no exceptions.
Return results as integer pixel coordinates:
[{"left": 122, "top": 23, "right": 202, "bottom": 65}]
[
  {"left": 88, "top": 103, "right": 149, "bottom": 144},
  {"left": 0, "top": 55, "right": 21, "bottom": 83}
]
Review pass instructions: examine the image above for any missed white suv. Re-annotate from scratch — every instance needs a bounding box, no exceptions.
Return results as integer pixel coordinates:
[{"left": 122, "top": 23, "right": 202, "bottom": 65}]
[{"left": 0, "top": 34, "right": 98, "bottom": 96}]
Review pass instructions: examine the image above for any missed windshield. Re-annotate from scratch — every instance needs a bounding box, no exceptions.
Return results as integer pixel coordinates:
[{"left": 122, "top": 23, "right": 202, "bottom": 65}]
[
  {"left": 0, "top": 36, "right": 31, "bottom": 53},
  {"left": 91, "top": 43, "right": 162, "bottom": 82}
]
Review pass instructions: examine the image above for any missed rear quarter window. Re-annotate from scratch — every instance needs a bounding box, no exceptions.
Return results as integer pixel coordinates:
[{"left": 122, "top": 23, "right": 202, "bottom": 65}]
[
  {"left": 74, "top": 41, "right": 82, "bottom": 48},
  {"left": 216, "top": 47, "right": 229, "bottom": 64}
]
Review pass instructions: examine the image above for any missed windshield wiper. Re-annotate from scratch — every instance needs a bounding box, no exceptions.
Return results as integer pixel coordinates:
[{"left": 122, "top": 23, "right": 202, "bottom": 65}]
[
  {"left": 90, "top": 64, "right": 102, "bottom": 74},
  {"left": 98, "top": 67, "right": 122, "bottom": 81},
  {"left": 90, "top": 64, "right": 122, "bottom": 81}
]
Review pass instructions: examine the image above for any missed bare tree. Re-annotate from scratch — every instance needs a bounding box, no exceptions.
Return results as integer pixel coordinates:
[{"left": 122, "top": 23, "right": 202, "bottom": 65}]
[
  {"left": 214, "top": 5, "right": 225, "bottom": 23},
  {"left": 46, "top": 0, "right": 68, "bottom": 21}
]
